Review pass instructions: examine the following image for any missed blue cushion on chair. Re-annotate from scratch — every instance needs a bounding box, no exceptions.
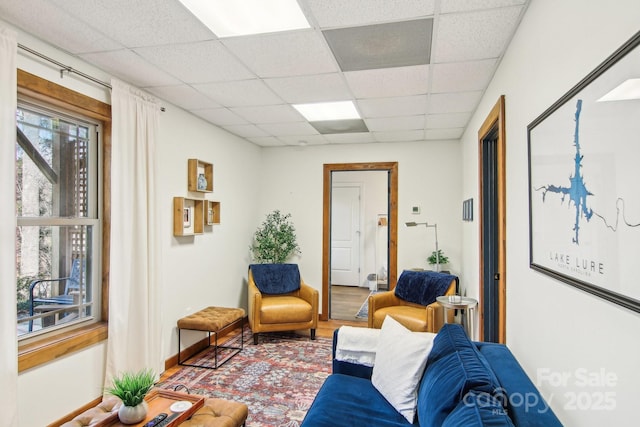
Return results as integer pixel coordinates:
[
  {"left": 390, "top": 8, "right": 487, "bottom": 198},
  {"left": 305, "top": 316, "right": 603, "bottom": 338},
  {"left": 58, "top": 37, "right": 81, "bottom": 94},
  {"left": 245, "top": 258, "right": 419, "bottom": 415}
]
[
  {"left": 250, "top": 263, "right": 301, "bottom": 294},
  {"left": 394, "top": 270, "right": 457, "bottom": 306}
]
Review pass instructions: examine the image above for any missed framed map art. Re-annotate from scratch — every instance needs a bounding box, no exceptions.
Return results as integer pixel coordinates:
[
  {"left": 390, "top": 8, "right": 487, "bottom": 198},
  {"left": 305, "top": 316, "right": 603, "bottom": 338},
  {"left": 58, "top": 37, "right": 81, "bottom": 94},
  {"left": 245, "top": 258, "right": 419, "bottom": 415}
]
[{"left": 528, "top": 30, "right": 640, "bottom": 313}]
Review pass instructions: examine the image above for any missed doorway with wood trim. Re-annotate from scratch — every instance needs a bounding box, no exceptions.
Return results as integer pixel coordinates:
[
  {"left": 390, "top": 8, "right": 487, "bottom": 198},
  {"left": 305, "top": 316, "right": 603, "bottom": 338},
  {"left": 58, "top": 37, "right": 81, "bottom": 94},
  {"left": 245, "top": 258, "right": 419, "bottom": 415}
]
[
  {"left": 478, "top": 96, "right": 507, "bottom": 343},
  {"left": 322, "top": 162, "right": 398, "bottom": 321}
]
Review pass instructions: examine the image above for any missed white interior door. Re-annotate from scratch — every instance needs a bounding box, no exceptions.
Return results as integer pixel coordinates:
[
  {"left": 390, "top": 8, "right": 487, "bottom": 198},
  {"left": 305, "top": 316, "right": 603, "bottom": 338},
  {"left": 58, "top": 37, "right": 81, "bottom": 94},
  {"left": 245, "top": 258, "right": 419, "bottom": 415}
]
[{"left": 331, "top": 185, "right": 361, "bottom": 286}]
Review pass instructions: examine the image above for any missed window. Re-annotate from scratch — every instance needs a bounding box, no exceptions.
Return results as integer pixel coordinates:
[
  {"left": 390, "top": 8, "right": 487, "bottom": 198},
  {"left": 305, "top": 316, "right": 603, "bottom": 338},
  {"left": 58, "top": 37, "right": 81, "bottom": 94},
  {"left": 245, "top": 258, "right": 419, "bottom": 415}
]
[
  {"left": 16, "top": 70, "right": 111, "bottom": 371},
  {"left": 16, "top": 101, "right": 100, "bottom": 338}
]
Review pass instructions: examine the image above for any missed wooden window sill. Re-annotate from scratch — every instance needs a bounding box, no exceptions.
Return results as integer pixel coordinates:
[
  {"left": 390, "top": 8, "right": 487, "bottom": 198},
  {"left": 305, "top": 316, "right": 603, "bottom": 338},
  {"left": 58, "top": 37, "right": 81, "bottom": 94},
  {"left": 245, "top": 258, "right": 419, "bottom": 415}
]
[{"left": 18, "top": 322, "right": 108, "bottom": 372}]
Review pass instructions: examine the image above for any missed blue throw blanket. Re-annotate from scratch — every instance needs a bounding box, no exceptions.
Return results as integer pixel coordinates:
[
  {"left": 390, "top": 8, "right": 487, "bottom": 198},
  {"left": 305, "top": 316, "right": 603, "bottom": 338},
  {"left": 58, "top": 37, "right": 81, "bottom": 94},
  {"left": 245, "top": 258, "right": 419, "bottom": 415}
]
[
  {"left": 250, "top": 263, "right": 301, "bottom": 295},
  {"left": 394, "top": 270, "right": 458, "bottom": 306}
]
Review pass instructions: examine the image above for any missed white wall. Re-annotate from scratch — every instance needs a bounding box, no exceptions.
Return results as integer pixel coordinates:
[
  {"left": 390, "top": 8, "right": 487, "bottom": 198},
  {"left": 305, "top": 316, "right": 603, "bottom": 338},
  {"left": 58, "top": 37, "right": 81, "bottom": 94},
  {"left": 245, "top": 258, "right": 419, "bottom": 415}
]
[
  {"left": 8, "top": 23, "right": 262, "bottom": 426},
  {"left": 259, "top": 140, "right": 463, "bottom": 311},
  {"left": 460, "top": 0, "right": 640, "bottom": 424}
]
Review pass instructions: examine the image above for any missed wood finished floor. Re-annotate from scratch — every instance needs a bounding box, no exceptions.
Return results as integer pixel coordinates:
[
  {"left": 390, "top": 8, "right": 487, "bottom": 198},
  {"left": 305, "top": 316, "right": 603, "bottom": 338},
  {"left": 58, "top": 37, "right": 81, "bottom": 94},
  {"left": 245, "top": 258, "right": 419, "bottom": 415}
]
[{"left": 330, "top": 285, "right": 371, "bottom": 321}]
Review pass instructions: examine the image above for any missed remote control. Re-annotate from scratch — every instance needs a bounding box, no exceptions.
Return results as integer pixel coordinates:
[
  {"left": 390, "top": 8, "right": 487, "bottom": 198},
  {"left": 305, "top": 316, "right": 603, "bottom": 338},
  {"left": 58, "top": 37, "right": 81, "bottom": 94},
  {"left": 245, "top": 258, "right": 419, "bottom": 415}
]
[
  {"left": 154, "top": 412, "right": 180, "bottom": 427},
  {"left": 143, "top": 413, "right": 167, "bottom": 427}
]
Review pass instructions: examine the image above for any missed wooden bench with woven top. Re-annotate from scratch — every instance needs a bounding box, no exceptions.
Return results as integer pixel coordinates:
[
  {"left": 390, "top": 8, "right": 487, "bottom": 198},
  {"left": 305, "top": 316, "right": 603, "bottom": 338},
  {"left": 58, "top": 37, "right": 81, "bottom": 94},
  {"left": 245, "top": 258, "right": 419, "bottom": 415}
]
[{"left": 177, "top": 306, "right": 245, "bottom": 370}]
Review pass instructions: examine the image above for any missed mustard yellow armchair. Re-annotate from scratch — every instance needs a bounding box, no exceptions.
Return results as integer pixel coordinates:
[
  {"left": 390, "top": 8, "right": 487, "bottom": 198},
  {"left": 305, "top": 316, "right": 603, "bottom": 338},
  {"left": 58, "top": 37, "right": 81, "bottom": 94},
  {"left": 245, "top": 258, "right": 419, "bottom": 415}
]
[
  {"left": 248, "top": 264, "right": 318, "bottom": 344},
  {"left": 368, "top": 270, "right": 457, "bottom": 332}
]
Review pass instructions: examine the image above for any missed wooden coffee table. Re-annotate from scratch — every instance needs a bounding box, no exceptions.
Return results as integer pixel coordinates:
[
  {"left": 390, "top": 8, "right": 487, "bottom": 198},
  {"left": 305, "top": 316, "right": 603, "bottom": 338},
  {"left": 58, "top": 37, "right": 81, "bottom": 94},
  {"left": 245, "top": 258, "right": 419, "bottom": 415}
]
[{"left": 97, "top": 389, "right": 205, "bottom": 427}]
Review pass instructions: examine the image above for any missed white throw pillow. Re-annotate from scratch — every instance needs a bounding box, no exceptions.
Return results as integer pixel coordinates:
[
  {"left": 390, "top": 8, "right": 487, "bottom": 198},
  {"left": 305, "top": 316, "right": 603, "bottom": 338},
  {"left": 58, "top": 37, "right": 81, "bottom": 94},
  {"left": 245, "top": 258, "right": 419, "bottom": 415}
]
[{"left": 371, "top": 316, "right": 437, "bottom": 423}]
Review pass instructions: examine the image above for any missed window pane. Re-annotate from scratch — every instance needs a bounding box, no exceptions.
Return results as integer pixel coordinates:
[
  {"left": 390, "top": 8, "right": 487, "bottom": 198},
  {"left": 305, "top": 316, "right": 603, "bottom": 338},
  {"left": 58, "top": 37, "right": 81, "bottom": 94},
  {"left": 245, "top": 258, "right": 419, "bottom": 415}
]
[
  {"left": 16, "top": 106, "right": 93, "bottom": 218},
  {"left": 16, "top": 225, "right": 94, "bottom": 337}
]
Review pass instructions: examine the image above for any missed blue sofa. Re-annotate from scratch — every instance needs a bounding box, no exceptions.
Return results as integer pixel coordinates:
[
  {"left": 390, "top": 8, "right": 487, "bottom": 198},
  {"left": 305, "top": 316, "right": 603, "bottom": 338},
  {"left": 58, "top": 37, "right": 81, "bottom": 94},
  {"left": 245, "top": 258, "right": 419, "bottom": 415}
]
[{"left": 301, "top": 324, "right": 562, "bottom": 427}]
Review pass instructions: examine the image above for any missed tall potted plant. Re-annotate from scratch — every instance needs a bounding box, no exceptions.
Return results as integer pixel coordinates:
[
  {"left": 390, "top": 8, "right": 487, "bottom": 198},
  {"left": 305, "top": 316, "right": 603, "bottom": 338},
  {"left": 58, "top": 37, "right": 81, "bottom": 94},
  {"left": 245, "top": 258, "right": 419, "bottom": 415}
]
[
  {"left": 105, "top": 369, "right": 156, "bottom": 424},
  {"left": 250, "top": 210, "right": 301, "bottom": 263}
]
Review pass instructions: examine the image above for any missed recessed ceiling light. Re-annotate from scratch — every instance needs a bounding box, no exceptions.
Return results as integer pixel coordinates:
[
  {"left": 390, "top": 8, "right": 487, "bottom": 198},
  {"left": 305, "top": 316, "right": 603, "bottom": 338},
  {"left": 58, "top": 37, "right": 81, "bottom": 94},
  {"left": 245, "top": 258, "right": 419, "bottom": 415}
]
[
  {"left": 597, "top": 78, "right": 640, "bottom": 102},
  {"left": 293, "top": 101, "right": 361, "bottom": 121},
  {"left": 178, "top": 0, "right": 310, "bottom": 38}
]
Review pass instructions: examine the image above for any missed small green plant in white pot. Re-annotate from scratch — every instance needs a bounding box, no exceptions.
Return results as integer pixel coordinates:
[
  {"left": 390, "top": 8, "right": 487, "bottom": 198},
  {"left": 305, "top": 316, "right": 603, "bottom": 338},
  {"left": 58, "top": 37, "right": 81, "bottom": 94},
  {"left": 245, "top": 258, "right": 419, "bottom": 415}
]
[
  {"left": 105, "top": 369, "right": 156, "bottom": 424},
  {"left": 250, "top": 210, "right": 301, "bottom": 264}
]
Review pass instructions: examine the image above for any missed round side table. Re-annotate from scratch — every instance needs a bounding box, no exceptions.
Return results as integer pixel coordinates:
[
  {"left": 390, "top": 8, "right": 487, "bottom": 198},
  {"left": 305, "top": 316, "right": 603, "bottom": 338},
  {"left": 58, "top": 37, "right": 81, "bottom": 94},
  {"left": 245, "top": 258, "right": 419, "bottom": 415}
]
[{"left": 436, "top": 296, "right": 478, "bottom": 338}]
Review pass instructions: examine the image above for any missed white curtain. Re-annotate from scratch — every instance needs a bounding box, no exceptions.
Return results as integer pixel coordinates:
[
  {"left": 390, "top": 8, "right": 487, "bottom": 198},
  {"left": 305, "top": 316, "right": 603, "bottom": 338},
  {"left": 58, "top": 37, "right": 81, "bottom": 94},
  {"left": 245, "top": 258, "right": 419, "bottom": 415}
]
[
  {"left": 0, "top": 26, "right": 18, "bottom": 427},
  {"left": 105, "top": 79, "right": 163, "bottom": 382}
]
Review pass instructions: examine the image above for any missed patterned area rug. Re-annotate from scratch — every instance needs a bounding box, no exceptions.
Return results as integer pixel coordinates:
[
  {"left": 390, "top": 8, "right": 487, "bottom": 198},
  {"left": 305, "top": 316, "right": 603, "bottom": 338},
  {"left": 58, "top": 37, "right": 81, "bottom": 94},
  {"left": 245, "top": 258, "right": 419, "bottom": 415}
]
[{"left": 157, "top": 326, "right": 332, "bottom": 427}]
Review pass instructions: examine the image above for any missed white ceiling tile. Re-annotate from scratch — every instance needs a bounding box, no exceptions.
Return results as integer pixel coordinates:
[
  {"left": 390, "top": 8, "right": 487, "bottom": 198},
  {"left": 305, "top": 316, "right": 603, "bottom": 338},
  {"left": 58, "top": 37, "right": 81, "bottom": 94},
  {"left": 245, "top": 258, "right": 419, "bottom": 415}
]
[
  {"left": 424, "top": 128, "right": 464, "bottom": 140},
  {"left": 357, "top": 95, "right": 427, "bottom": 118},
  {"left": 278, "top": 134, "right": 329, "bottom": 146},
  {"left": 189, "top": 108, "right": 248, "bottom": 126},
  {"left": 247, "top": 136, "right": 286, "bottom": 147},
  {"left": 324, "top": 132, "right": 376, "bottom": 144},
  {"left": 222, "top": 30, "right": 338, "bottom": 78},
  {"left": 373, "top": 129, "right": 425, "bottom": 142},
  {"left": 433, "top": 7, "right": 524, "bottom": 63},
  {"left": 2, "top": 0, "right": 122, "bottom": 54},
  {"left": 147, "top": 85, "right": 220, "bottom": 110},
  {"left": 264, "top": 74, "right": 352, "bottom": 103},
  {"left": 305, "top": 0, "right": 435, "bottom": 28},
  {"left": 194, "top": 80, "right": 283, "bottom": 107},
  {"left": 79, "top": 50, "right": 182, "bottom": 87},
  {"left": 135, "top": 41, "right": 255, "bottom": 84},
  {"left": 427, "top": 91, "right": 483, "bottom": 114},
  {"left": 366, "top": 115, "right": 425, "bottom": 132},
  {"left": 345, "top": 65, "right": 429, "bottom": 98},
  {"left": 440, "top": 0, "right": 527, "bottom": 14},
  {"left": 431, "top": 59, "right": 497, "bottom": 93},
  {"left": 223, "top": 124, "right": 270, "bottom": 138},
  {"left": 258, "top": 122, "right": 320, "bottom": 136},
  {"left": 230, "top": 105, "right": 304, "bottom": 124},
  {"left": 426, "top": 112, "right": 471, "bottom": 129},
  {"left": 51, "top": 0, "right": 214, "bottom": 47}
]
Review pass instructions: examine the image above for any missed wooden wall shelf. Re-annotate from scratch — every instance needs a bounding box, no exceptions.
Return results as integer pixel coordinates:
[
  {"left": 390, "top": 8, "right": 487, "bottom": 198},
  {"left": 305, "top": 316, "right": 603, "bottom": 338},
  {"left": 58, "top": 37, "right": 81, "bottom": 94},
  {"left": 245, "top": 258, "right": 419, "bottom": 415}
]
[
  {"left": 173, "top": 197, "right": 204, "bottom": 236},
  {"left": 206, "top": 200, "right": 221, "bottom": 225},
  {"left": 188, "top": 158, "right": 213, "bottom": 193}
]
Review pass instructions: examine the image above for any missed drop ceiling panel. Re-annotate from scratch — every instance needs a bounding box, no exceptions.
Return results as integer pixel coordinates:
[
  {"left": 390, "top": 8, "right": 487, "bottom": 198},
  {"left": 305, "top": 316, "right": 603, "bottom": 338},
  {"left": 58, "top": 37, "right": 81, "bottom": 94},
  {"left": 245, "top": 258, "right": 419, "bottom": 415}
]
[
  {"left": 247, "top": 136, "right": 285, "bottom": 147},
  {"left": 278, "top": 134, "right": 329, "bottom": 146},
  {"left": 433, "top": 6, "right": 524, "bottom": 63},
  {"left": 425, "top": 128, "right": 465, "bottom": 140},
  {"left": 194, "top": 80, "right": 283, "bottom": 107},
  {"left": 358, "top": 95, "right": 427, "bottom": 118},
  {"left": 344, "top": 65, "right": 429, "bottom": 98},
  {"left": 79, "top": 50, "right": 182, "bottom": 87},
  {"left": 365, "top": 115, "right": 425, "bottom": 132},
  {"left": 223, "top": 124, "right": 270, "bottom": 138},
  {"left": 0, "top": 0, "right": 122, "bottom": 54},
  {"left": 6, "top": 0, "right": 530, "bottom": 146},
  {"left": 135, "top": 41, "right": 255, "bottom": 84},
  {"left": 222, "top": 30, "right": 338, "bottom": 78},
  {"left": 51, "top": 0, "right": 214, "bottom": 48},
  {"left": 190, "top": 108, "right": 248, "bottom": 126},
  {"left": 323, "top": 19, "right": 432, "bottom": 72},
  {"left": 426, "top": 112, "right": 471, "bottom": 129},
  {"left": 440, "top": 0, "right": 527, "bottom": 14},
  {"left": 147, "top": 85, "right": 220, "bottom": 110},
  {"left": 305, "top": 0, "right": 435, "bottom": 28},
  {"left": 264, "top": 74, "right": 352, "bottom": 103},
  {"left": 427, "top": 91, "right": 483, "bottom": 114},
  {"left": 258, "top": 121, "right": 320, "bottom": 136},
  {"left": 324, "top": 132, "right": 376, "bottom": 144},
  {"left": 374, "top": 129, "right": 425, "bottom": 142},
  {"left": 431, "top": 59, "right": 497, "bottom": 93},
  {"left": 230, "top": 105, "right": 304, "bottom": 124}
]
